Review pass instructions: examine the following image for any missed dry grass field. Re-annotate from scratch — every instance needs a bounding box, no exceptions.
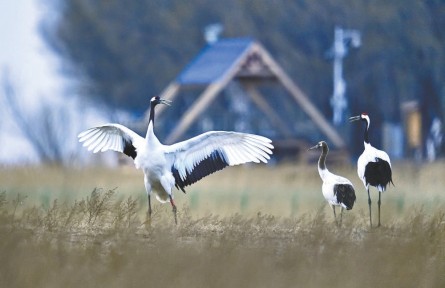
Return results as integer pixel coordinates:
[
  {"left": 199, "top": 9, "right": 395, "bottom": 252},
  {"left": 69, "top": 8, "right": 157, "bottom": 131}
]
[{"left": 1, "top": 162, "right": 444, "bottom": 287}]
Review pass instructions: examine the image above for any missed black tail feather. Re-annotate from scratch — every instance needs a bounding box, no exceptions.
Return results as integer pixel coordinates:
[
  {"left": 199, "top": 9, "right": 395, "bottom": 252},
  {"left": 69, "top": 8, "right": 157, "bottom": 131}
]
[{"left": 334, "top": 184, "right": 356, "bottom": 210}]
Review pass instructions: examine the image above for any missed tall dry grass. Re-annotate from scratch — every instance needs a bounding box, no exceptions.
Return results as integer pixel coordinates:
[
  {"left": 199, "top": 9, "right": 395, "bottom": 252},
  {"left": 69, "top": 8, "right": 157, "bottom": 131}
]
[
  {"left": 1, "top": 162, "right": 444, "bottom": 218},
  {"left": 0, "top": 162, "right": 445, "bottom": 287}
]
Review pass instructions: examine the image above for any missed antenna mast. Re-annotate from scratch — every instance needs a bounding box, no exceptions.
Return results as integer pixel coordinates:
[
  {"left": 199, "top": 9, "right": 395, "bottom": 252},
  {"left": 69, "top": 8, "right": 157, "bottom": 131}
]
[{"left": 329, "top": 26, "right": 361, "bottom": 125}]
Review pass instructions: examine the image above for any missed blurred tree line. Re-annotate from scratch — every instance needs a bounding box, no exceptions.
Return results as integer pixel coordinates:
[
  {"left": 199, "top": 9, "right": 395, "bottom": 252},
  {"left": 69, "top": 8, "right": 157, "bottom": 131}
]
[{"left": 42, "top": 0, "right": 445, "bottom": 150}]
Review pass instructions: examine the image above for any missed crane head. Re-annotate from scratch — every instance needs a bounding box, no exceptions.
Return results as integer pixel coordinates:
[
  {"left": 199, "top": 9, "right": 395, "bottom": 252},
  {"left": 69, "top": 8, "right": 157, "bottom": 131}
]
[
  {"left": 349, "top": 113, "right": 369, "bottom": 122},
  {"left": 349, "top": 113, "right": 370, "bottom": 131},
  {"left": 308, "top": 141, "right": 328, "bottom": 151},
  {"left": 151, "top": 96, "right": 172, "bottom": 107}
]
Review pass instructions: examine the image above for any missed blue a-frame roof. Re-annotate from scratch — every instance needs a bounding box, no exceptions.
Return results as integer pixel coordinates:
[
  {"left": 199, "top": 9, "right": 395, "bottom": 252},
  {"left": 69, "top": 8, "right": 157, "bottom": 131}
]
[
  {"left": 176, "top": 37, "right": 254, "bottom": 85},
  {"left": 149, "top": 37, "right": 345, "bottom": 149}
]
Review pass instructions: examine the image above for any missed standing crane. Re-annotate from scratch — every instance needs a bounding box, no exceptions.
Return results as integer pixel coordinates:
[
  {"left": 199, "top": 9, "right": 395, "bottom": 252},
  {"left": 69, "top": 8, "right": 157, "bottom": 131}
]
[
  {"left": 349, "top": 113, "right": 394, "bottom": 227},
  {"left": 78, "top": 96, "right": 274, "bottom": 224},
  {"left": 309, "top": 141, "right": 356, "bottom": 226}
]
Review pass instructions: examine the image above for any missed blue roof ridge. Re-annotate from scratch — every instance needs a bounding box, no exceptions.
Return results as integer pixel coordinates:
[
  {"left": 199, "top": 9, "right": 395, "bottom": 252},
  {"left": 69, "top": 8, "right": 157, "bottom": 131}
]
[{"left": 176, "top": 37, "right": 256, "bottom": 85}]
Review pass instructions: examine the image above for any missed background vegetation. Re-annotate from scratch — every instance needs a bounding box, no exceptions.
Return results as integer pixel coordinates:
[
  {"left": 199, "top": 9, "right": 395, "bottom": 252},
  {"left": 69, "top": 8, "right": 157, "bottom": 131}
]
[
  {"left": 43, "top": 0, "right": 445, "bottom": 121},
  {"left": 1, "top": 163, "right": 444, "bottom": 287}
]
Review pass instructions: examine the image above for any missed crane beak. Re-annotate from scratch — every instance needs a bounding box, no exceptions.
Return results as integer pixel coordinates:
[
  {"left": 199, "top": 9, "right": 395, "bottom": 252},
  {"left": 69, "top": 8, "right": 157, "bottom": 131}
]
[
  {"left": 308, "top": 144, "right": 318, "bottom": 151},
  {"left": 160, "top": 99, "right": 172, "bottom": 106},
  {"left": 349, "top": 115, "right": 361, "bottom": 122}
]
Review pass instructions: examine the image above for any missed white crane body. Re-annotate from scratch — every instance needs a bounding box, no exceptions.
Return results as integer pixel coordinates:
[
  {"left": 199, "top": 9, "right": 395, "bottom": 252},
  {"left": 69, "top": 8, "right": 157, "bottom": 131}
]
[
  {"left": 79, "top": 97, "right": 274, "bottom": 223},
  {"left": 357, "top": 142, "right": 392, "bottom": 192},
  {"left": 349, "top": 113, "right": 393, "bottom": 227},
  {"left": 319, "top": 169, "right": 355, "bottom": 210},
  {"left": 309, "top": 141, "right": 356, "bottom": 225}
]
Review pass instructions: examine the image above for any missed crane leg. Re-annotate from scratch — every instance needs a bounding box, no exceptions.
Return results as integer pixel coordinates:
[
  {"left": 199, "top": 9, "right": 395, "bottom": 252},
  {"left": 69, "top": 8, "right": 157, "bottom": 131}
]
[
  {"left": 147, "top": 194, "right": 152, "bottom": 217},
  {"left": 340, "top": 207, "right": 344, "bottom": 227},
  {"left": 332, "top": 206, "right": 338, "bottom": 226},
  {"left": 367, "top": 188, "right": 372, "bottom": 228},
  {"left": 141, "top": 195, "right": 153, "bottom": 228},
  {"left": 144, "top": 195, "right": 152, "bottom": 227},
  {"left": 169, "top": 195, "right": 177, "bottom": 225},
  {"left": 377, "top": 192, "right": 382, "bottom": 227}
]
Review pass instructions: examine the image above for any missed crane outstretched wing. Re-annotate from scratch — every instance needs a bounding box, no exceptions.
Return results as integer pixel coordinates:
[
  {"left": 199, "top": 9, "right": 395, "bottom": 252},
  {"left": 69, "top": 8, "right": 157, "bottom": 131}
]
[
  {"left": 164, "top": 131, "right": 274, "bottom": 191},
  {"left": 78, "top": 124, "right": 144, "bottom": 159}
]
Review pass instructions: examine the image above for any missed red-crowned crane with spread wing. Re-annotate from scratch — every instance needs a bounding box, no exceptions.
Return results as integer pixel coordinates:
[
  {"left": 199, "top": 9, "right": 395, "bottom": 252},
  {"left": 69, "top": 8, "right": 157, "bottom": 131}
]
[{"left": 78, "top": 96, "right": 274, "bottom": 224}]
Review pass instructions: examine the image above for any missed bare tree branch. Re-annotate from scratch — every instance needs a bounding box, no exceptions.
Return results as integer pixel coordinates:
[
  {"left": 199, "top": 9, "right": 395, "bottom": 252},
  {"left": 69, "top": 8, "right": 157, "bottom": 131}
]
[{"left": 1, "top": 68, "right": 73, "bottom": 164}]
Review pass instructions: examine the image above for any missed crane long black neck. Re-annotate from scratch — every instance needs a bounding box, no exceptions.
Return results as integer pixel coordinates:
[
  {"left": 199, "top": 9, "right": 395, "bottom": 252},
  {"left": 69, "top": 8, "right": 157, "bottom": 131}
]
[
  {"left": 318, "top": 144, "right": 328, "bottom": 171},
  {"left": 363, "top": 120, "right": 370, "bottom": 144},
  {"left": 149, "top": 102, "right": 157, "bottom": 126}
]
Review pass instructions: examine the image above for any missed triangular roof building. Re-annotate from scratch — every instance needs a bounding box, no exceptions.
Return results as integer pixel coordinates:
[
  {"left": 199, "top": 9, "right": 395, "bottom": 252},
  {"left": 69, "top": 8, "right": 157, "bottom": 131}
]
[{"left": 145, "top": 37, "right": 345, "bottom": 156}]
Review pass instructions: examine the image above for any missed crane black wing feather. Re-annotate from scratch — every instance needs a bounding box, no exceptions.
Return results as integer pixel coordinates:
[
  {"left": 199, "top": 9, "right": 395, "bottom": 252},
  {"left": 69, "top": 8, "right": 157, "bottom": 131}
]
[
  {"left": 333, "top": 184, "right": 356, "bottom": 210},
  {"left": 172, "top": 149, "right": 228, "bottom": 192},
  {"left": 165, "top": 131, "right": 273, "bottom": 192},
  {"left": 78, "top": 124, "right": 144, "bottom": 159},
  {"left": 364, "top": 158, "right": 393, "bottom": 189}
]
